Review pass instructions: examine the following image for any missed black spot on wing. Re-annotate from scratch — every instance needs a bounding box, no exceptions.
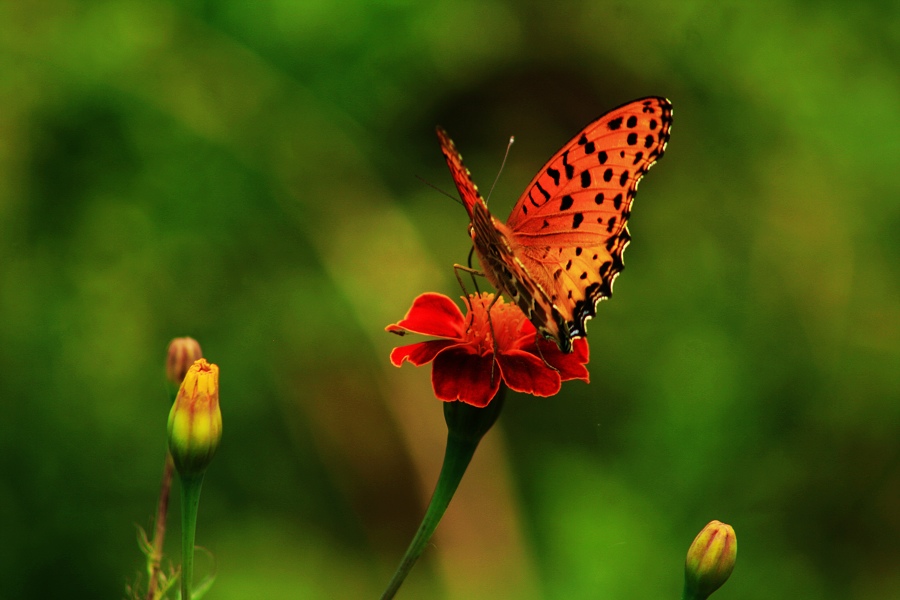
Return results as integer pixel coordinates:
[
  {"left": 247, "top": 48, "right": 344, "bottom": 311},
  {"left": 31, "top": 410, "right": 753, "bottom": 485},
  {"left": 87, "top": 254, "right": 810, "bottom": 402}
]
[
  {"left": 580, "top": 170, "right": 591, "bottom": 188},
  {"left": 562, "top": 150, "right": 574, "bottom": 179},
  {"left": 611, "top": 247, "right": 624, "bottom": 272},
  {"left": 547, "top": 167, "right": 560, "bottom": 186},
  {"left": 599, "top": 260, "right": 611, "bottom": 276},
  {"left": 572, "top": 213, "right": 584, "bottom": 229}
]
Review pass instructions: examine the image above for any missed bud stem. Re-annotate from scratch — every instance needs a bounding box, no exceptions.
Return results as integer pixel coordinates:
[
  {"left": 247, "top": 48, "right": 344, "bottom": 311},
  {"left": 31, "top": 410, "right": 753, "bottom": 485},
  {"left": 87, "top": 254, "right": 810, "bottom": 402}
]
[
  {"left": 179, "top": 474, "right": 205, "bottom": 600},
  {"left": 146, "top": 452, "right": 175, "bottom": 600},
  {"left": 379, "top": 389, "right": 505, "bottom": 599},
  {"left": 682, "top": 587, "right": 701, "bottom": 600}
]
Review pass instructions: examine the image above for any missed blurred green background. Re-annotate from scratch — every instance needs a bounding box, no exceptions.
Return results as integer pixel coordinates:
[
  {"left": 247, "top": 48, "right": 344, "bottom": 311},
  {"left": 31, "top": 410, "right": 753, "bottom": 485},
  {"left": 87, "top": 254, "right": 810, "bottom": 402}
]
[{"left": 2, "top": 1, "right": 899, "bottom": 598}]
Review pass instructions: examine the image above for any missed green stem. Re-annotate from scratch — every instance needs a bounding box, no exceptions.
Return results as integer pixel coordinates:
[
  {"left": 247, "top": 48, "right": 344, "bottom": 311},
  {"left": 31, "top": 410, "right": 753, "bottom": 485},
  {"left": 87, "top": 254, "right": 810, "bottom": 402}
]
[
  {"left": 179, "top": 474, "right": 204, "bottom": 600},
  {"left": 379, "top": 390, "right": 505, "bottom": 600},
  {"left": 379, "top": 432, "right": 477, "bottom": 600},
  {"left": 682, "top": 584, "right": 706, "bottom": 600}
]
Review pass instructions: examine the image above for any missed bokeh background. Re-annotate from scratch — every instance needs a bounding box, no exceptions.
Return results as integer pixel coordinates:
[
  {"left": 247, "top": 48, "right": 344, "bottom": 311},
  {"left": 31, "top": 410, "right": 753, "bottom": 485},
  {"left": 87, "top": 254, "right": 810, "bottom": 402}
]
[{"left": 2, "top": 1, "right": 899, "bottom": 598}]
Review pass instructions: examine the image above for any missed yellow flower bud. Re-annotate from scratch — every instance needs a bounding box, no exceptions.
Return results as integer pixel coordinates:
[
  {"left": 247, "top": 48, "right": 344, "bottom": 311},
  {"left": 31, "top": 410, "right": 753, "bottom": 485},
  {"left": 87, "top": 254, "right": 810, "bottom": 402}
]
[
  {"left": 166, "top": 337, "right": 204, "bottom": 386},
  {"left": 167, "top": 359, "right": 221, "bottom": 478},
  {"left": 683, "top": 520, "right": 737, "bottom": 600}
]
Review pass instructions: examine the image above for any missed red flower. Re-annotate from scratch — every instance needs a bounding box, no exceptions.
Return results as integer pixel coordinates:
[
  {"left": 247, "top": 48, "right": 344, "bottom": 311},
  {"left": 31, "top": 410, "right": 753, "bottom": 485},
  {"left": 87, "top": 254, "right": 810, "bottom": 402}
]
[{"left": 386, "top": 292, "right": 589, "bottom": 407}]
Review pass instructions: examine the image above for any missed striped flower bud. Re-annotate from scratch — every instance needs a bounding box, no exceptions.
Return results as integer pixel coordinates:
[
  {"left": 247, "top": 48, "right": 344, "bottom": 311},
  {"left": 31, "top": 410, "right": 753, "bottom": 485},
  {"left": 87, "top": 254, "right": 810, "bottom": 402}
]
[
  {"left": 167, "top": 359, "right": 221, "bottom": 479},
  {"left": 166, "top": 337, "right": 203, "bottom": 386},
  {"left": 683, "top": 520, "right": 737, "bottom": 600}
]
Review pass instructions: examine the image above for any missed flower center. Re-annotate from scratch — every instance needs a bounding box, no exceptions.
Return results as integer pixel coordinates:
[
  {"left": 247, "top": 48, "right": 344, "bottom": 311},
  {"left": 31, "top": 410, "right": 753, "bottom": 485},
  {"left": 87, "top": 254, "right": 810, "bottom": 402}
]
[{"left": 465, "top": 293, "right": 522, "bottom": 354}]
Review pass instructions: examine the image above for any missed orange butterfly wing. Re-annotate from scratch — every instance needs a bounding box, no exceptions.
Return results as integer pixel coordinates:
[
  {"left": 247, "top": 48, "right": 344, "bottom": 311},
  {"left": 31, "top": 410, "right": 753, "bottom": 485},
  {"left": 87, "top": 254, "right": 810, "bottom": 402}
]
[
  {"left": 437, "top": 97, "right": 672, "bottom": 352},
  {"left": 436, "top": 127, "right": 484, "bottom": 219},
  {"left": 506, "top": 97, "right": 673, "bottom": 341}
]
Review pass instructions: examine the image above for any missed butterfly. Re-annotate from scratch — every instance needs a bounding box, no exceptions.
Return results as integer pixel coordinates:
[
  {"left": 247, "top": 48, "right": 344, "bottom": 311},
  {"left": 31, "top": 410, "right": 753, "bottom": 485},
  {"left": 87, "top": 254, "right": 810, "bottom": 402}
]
[{"left": 438, "top": 96, "right": 672, "bottom": 353}]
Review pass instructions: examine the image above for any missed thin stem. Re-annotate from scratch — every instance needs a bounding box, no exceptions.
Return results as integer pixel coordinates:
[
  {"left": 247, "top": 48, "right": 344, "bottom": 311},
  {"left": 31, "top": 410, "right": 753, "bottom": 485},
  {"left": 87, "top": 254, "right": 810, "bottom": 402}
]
[
  {"left": 146, "top": 452, "right": 175, "bottom": 600},
  {"left": 179, "top": 475, "right": 205, "bottom": 600},
  {"left": 380, "top": 392, "right": 505, "bottom": 600},
  {"left": 379, "top": 431, "right": 479, "bottom": 600},
  {"left": 682, "top": 584, "right": 706, "bottom": 600}
]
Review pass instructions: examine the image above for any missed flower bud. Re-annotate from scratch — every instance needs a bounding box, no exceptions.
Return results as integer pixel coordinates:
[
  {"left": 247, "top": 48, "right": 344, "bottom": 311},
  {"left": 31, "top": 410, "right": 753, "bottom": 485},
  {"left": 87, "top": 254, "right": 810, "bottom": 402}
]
[
  {"left": 166, "top": 337, "right": 204, "bottom": 386},
  {"left": 683, "top": 520, "right": 737, "bottom": 600},
  {"left": 167, "top": 359, "right": 221, "bottom": 479}
]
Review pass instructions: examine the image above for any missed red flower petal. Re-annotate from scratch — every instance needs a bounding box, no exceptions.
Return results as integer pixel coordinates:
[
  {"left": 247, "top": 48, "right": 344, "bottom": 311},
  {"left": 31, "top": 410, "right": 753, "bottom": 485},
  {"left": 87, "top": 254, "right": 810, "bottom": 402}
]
[
  {"left": 385, "top": 293, "right": 466, "bottom": 339},
  {"left": 390, "top": 339, "right": 460, "bottom": 367},
  {"left": 539, "top": 337, "right": 591, "bottom": 383},
  {"left": 496, "top": 349, "right": 563, "bottom": 397},
  {"left": 510, "top": 317, "right": 539, "bottom": 348},
  {"left": 432, "top": 346, "right": 500, "bottom": 407}
]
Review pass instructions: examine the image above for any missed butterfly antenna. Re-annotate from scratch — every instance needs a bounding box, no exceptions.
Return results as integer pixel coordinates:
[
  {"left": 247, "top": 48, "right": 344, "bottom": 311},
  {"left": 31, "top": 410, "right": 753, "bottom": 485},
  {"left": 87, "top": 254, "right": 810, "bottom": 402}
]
[
  {"left": 485, "top": 135, "right": 515, "bottom": 205},
  {"left": 415, "top": 175, "right": 462, "bottom": 206}
]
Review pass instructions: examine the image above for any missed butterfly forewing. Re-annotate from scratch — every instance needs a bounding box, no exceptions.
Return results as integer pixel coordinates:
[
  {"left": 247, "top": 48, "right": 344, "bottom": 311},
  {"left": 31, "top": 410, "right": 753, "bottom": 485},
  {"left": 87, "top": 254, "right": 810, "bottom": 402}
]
[
  {"left": 437, "top": 127, "right": 484, "bottom": 218},
  {"left": 506, "top": 97, "right": 672, "bottom": 340}
]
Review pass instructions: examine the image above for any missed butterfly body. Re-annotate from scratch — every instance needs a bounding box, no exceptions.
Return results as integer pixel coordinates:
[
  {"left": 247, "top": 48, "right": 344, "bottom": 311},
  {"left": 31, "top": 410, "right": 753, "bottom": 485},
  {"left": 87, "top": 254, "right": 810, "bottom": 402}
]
[
  {"left": 439, "top": 97, "right": 672, "bottom": 353},
  {"left": 469, "top": 200, "right": 573, "bottom": 349}
]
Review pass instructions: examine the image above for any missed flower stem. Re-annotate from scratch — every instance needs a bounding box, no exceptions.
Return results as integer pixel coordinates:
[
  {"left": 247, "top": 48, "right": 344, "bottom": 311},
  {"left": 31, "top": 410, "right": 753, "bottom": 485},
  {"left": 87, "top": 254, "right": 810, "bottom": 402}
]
[
  {"left": 146, "top": 452, "right": 175, "bottom": 600},
  {"left": 379, "top": 390, "right": 505, "bottom": 599},
  {"left": 179, "top": 474, "right": 204, "bottom": 600},
  {"left": 682, "top": 587, "right": 703, "bottom": 600}
]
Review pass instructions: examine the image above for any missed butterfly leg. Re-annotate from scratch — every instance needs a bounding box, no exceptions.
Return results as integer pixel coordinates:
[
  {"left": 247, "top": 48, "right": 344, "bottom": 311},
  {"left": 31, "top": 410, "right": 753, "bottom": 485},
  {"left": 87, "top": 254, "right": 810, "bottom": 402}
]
[
  {"left": 466, "top": 246, "right": 481, "bottom": 294},
  {"left": 480, "top": 291, "right": 505, "bottom": 388},
  {"left": 453, "top": 263, "right": 485, "bottom": 316},
  {"left": 453, "top": 263, "right": 506, "bottom": 386},
  {"left": 532, "top": 337, "right": 560, "bottom": 373}
]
